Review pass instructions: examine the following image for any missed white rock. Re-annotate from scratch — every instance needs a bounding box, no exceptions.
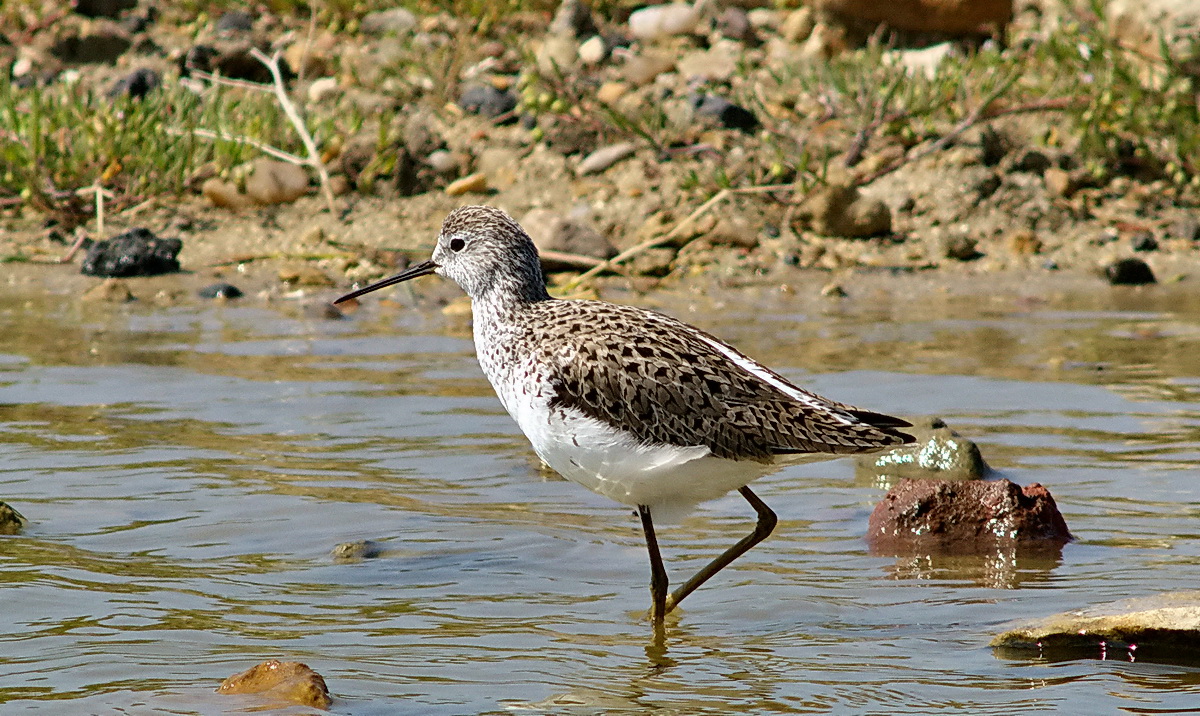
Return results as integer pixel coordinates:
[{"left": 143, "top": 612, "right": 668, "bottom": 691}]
[
  {"left": 426, "top": 150, "right": 459, "bottom": 175},
  {"left": 307, "top": 76, "right": 340, "bottom": 103},
  {"left": 577, "top": 142, "right": 637, "bottom": 175},
  {"left": 628, "top": 3, "right": 700, "bottom": 41},
  {"left": 886, "top": 42, "right": 956, "bottom": 79},
  {"left": 578, "top": 35, "right": 607, "bottom": 65}
]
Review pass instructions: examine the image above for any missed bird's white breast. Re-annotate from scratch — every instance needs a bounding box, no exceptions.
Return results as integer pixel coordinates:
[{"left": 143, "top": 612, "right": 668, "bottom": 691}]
[{"left": 476, "top": 323, "right": 768, "bottom": 522}]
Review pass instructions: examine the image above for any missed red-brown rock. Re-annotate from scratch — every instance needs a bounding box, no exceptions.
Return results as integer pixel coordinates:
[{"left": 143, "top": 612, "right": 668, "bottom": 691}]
[{"left": 867, "top": 478, "right": 1071, "bottom": 550}]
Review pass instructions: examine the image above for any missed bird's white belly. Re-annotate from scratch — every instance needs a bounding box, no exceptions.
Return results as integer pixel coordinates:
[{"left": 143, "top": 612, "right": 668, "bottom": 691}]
[{"left": 505, "top": 388, "right": 769, "bottom": 522}]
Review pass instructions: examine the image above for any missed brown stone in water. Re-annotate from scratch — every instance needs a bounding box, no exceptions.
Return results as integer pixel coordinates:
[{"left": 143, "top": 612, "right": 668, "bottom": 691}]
[
  {"left": 0, "top": 501, "right": 25, "bottom": 535},
  {"left": 867, "top": 478, "right": 1071, "bottom": 550},
  {"left": 217, "top": 660, "right": 331, "bottom": 709}
]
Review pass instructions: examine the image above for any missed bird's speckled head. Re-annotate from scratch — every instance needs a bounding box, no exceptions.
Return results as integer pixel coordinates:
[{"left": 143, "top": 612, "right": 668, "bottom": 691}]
[
  {"left": 431, "top": 205, "right": 550, "bottom": 304},
  {"left": 332, "top": 205, "right": 551, "bottom": 307}
]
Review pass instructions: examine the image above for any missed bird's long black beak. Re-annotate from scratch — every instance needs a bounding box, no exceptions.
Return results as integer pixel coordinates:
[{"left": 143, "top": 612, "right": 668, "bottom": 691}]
[{"left": 333, "top": 259, "right": 439, "bottom": 304}]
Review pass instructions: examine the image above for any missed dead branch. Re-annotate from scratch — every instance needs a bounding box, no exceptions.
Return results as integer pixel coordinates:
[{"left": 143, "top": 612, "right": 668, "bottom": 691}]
[
  {"left": 249, "top": 48, "right": 338, "bottom": 215},
  {"left": 565, "top": 183, "right": 795, "bottom": 289}
]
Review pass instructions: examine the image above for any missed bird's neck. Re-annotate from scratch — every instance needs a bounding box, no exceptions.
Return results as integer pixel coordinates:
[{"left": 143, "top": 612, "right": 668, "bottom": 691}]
[{"left": 471, "top": 280, "right": 551, "bottom": 327}]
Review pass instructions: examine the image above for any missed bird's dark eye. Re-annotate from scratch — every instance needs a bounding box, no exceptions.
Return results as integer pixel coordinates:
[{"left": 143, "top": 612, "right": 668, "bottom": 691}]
[{"left": 449, "top": 238, "right": 465, "bottom": 252}]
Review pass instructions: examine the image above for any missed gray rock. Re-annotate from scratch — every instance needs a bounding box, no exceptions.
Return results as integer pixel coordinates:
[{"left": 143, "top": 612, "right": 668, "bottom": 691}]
[
  {"left": 81, "top": 228, "right": 182, "bottom": 277},
  {"left": 717, "top": 7, "right": 755, "bottom": 43},
  {"left": 215, "top": 10, "right": 253, "bottom": 33},
  {"left": 691, "top": 94, "right": 759, "bottom": 132},
  {"left": 332, "top": 540, "right": 384, "bottom": 561},
  {"left": 1130, "top": 231, "right": 1158, "bottom": 252},
  {"left": 198, "top": 282, "right": 243, "bottom": 299},
  {"left": 107, "top": 67, "right": 160, "bottom": 99},
  {"left": 458, "top": 85, "right": 518, "bottom": 119},
  {"left": 577, "top": 142, "right": 637, "bottom": 175},
  {"left": 244, "top": 159, "right": 310, "bottom": 205},
  {"left": 993, "top": 591, "right": 1200, "bottom": 662}
]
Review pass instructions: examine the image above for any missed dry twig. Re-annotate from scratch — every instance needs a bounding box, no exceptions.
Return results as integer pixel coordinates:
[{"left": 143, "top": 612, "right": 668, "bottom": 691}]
[
  {"left": 854, "top": 79, "right": 1077, "bottom": 186},
  {"left": 164, "top": 126, "right": 306, "bottom": 164},
  {"left": 249, "top": 48, "right": 338, "bottom": 215},
  {"left": 565, "top": 183, "right": 795, "bottom": 289}
]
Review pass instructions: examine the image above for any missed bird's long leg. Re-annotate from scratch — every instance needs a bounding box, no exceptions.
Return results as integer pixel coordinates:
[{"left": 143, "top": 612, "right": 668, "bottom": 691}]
[
  {"left": 638, "top": 505, "right": 668, "bottom": 627},
  {"left": 664, "top": 486, "right": 777, "bottom": 615}
]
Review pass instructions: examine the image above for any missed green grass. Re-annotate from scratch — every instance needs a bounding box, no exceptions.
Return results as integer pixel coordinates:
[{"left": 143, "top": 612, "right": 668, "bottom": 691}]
[{"left": 1, "top": 0, "right": 1198, "bottom": 223}]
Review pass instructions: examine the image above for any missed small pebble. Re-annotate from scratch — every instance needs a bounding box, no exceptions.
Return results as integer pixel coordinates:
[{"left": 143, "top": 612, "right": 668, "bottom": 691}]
[
  {"left": 691, "top": 94, "right": 758, "bottom": 132},
  {"left": 332, "top": 540, "right": 383, "bottom": 561},
  {"left": 445, "top": 172, "right": 488, "bottom": 196},
  {"left": 458, "top": 85, "right": 517, "bottom": 119},
  {"left": 245, "top": 159, "right": 310, "bottom": 205},
  {"left": 577, "top": 142, "right": 637, "bottom": 175},
  {"left": 942, "top": 235, "right": 982, "bottom": 261},
  {"left": 628, "top": 3, "right": 700, "bottom": 40},
  {"left": 1130, "top": 231, "right": 1158, "bottom": 252},
  {"left": 820, "top": 282, "right": 847, "bottom": 298},
  {"left": 107, "top": 68, "right": 161, "bottom": 99},
  {"left": 307, "top": 77, "right": 339, "bottom": 104},
  {"left": 717, "top": 8, "right": 755, "bottom": 43},
  {"left": 215, "top": 10, "right": 253, "bottom": 33},
  {"left": 83, "top": 278, "right": 135, "bottom": 303},
  {"left": 198, "top": 282, "right": 243, "bottom": 299},
  {"left": 1105, "top": 257, "right": 1156, "bottom": 285},
  {"left": 578, "top": 35, "right": 608, "bottom": 65},
  {"left": 201, "top": 178, "right": 246, "bottom": 209},
  {"left": 1169, "top": 217, "right": 1200, "bottom": 242},
  {"left": 596, "top": 81, "right": 628, "bottom": 104}
]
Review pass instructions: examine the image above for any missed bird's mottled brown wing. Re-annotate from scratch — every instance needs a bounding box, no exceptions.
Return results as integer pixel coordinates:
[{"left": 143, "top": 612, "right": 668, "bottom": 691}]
[{"left": 530, "top": 301, "right": 913, "bottom": 462}]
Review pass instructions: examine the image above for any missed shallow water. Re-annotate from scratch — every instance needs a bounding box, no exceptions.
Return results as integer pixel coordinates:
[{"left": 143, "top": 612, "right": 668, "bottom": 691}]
[{"left": 1, "top": 277, "right": 1199, "bottom": 714}]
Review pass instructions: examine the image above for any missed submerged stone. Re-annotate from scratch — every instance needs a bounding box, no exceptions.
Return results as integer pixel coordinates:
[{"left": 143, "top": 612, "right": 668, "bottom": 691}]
[
  {"left": 81, "top": 228, "right": 182, "bottom": 277},
  {"left": 856, "top": 416, "right": 987, "bottom": 487},
  {"left": 332, "top": 540, "right": 383, "bottom": 561},
  {"left": 217, "top": 660, "right": 331, "bottom": 709},
  {"left": 993, "top": 591, "right": 1200, "bottom": 664},
  {"left": 0, "top": 501, "right": 25, "bottom": 535}
]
